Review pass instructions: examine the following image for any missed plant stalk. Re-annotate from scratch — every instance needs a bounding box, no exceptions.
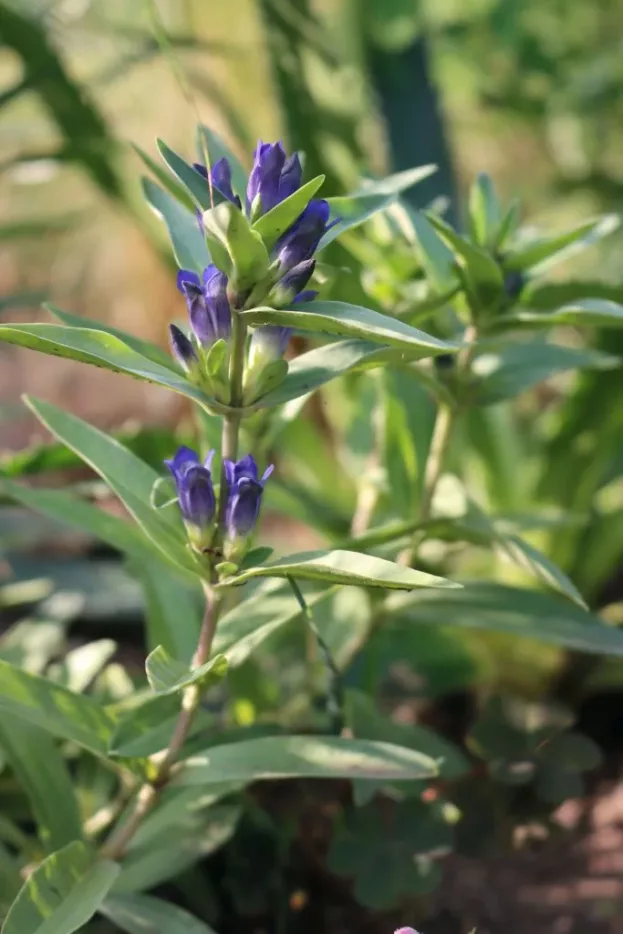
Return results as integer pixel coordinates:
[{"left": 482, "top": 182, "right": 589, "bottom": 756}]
[
  {"left": 101, "top": 314, "right": 248, "bottom": 861},
  {"left": 401, "top": 325, "right": 477, "bottom": 566}
]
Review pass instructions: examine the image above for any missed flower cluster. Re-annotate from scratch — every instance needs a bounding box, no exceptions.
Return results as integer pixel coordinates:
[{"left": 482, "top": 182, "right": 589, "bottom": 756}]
[
  {"left": 169, "top": 141, "right": 336, "bottom": 403},
  {"left": 166, "top": 446, "right": 272, "bottom": 562}
]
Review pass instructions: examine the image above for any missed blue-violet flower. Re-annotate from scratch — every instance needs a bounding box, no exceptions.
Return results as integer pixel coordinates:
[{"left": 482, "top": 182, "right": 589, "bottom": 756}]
[
  {"left": 223, "top": 454, "right": 273, "bottom": 560},
  {"left": 165, "top": 446, "right": 216, "bottom": 550}
]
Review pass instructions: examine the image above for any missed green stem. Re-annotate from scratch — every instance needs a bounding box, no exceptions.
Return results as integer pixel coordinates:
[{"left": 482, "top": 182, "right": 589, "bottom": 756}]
[
  {"left": 101, "top": 317, "right": 249, "bottom": 861},
  {"left": 218, "top": 311, "right": 247, "bottom": 529},
  {"left": 288, "top": 577, "right": 344, "bottom": 734},
  {"left": 401, "top": 325, "right": 478, "bottom": 566},
  {"left": 100, "top": 585, "right": 220, "bottom": 859}
]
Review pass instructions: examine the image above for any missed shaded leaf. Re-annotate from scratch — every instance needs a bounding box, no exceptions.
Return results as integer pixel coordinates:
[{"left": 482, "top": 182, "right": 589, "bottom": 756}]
[
  {"left": 142, "top": 178, "right": 209, "bottom": 272},
  {"left": 388, "top": 583, "right": 623, "bottom": 655},
  {"left": 219, "top": 548, "right": 460, "bottom": 591},
  {"left": 101, "top": 893, "right": 217, "bottom": 934},
  {"left": 243, "top": 301, "right": 461, "bottom": 357},
  {"left": 145, "top": 645, "right": 228, "bottom": 694},
  {"left": 2, "top": 840, "right": 119, "bottom": 934},
  {"left": 178, "top": 735, "right": 438, "bottom": 784},
  {"left": 0, "top": 659, "right": 115, "bottom": 756}
]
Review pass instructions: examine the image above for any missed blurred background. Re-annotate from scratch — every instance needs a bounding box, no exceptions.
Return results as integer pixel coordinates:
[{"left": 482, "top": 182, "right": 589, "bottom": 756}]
[{"left": 2, "top": 0, "right": 623, "bottom": 449}]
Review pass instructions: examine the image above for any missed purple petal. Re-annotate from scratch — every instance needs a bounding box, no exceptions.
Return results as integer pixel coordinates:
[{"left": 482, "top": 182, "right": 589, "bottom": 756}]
[
  {"left": 165, "top": 445, "right": 200, "bottom": 482},
  {"left": 169, "top": 324, "right": 198, "bottom": 372},
  {"left": 279, "top": 152, "right": 303, "bottom": 201}
]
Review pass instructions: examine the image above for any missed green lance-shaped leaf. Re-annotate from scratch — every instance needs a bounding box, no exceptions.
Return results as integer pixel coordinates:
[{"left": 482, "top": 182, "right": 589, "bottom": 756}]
[
  {"left": 133, "top": 143, "right": 196, "bottom": 213},
  {"left": 426, "top": 212, "right": 504, "bottom": 313},
  {"left": 387, "top": 583, "right": 623, "bottom": 655},
  {"left": 177, "top": 735, "right": 438, "bottom": 785},
  {"left": 157, "top": 138, "right": 218, "bottom": 211},
  {"left": 202, "top": 200, "right": 270, "bottom": 291},
  {"left": 1, "top": 840, "right": 119, "bottom": 934},
  {"left": 0, "top": 323, "right": 230, "bottom": 415},
  {"left": 129, "top": 561, "right": 203, "bottom": 664},
  {"left": 196, "top": 124, "right": 248, "bottom": 199},
  {"left": 0, "top": 478, "right": 156, "bottom": 561},
  {"left": 112, "top": 804, "right": 241, "bottom": 893},
  {"left": 46, "top": 304, "right": 172, "bottom": 368},
  {"left": 253, "top": 339, "right": 404, "bottom": 410},
  {"left": 472, "top": 341, "right": 619, "bottom": 405},
  {"left": 0, "top": 722, "right": 83, "bottom": 853},
  {"left": 319, "top": 165, "right": 437, "bottom": 250},
  {"left": 0, "top": 658, "right": 115, "bottom": 756},
  {"left": 410, "top": 210, "right": 457, "bottom": 293},
  {"left": 218, "top": 548, "right": 460, "bottom": 591},
  {"left": 101, "top": 893, "right": 217, "bottom": 934},
  {"left": 142, "top": 177, "right": 210, "bottom": 272},
  {"left": 242, "top": 301, "right": 461, "bottom": 358},
  {"left": 468, "top": 172, "right": 502, "bottom": 248},
  {"left": 503, "top": 214, "right": 619, "bottom": 273},
  {"left": 494, "top": 299, "right": 623, "bottom": 332},
  {"left": 345, "top": 690, "right": 469, "bottom": 779},
  {"left": 145, "top": 645, "right": 228, "bottom": 694},
  {"left": 24, "top": 397, "right": 202, "bottom": 579}
]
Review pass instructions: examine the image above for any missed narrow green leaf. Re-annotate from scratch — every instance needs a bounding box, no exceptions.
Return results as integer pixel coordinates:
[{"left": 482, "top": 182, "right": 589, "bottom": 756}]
[
  {"left": 101, "top": 893, "right": 217, "bottom": 934},
  {"left": 496, "top": 299, "right": 623, "bottom": 331},
  {"left": 113, "top": 804, "right": 240, "bottom": 892},
  {"left": 504, "top": 215, "right": 619, "bottom": 273},
  {"left": 107, "top": 694, "right": 185, "bottom": 758},
  {"left": 128, "top": 562, "right": 202, "bottom": 663},
  {"left": 345, "top": 690, "right": 469, "bottom": 779},
  {"left": 0, "top": 659, "right": 115, "bottom": 755},
  {"left": 196, "top": 124, "right": 248, "bottom": 198},
  {"left": 142, "top": 177, "right": 210, "bottom": 272},
  {"left": 2, "top": 841, "right": 119, "bottom": 934},
  {"left": 388, "top": 583, "right": 623, "bottom": 655},
  {"left": 468, "top": 172, "right": 501, "bottom": 248},
  {"left": 410, "top": 210, "right": 456, "bottom": 293},
  {"left": 130, "top": 783, "right": 243, "bottom": 850},
  {"left": 426, "top": 213, "right": 504, "bottom": 310},
  {"left": 46, "top": 304, "right": 172, "bottom": 368},
  {"left": 0, "top": 324, "right": 227, "bottom": 414},
  {"left": 254, "top": 339, "right": 403, "bottom": 409},
  {"left": 24, "top": 398, "right": 202, "bottom": 578},
  {"left": 319, "top": 193, "right": 394, "bottom": 249},
  {"left": 472, "top": 341, "right": 618, "bottom": 405},
  {"left": 133, "top": 143, "right": 196, "bottom": 212},
  {"left": 354, "top": 165, "right": 437, "bottom": 198},
  {"left": 498, "top": 535, "right": 587, "bottom": 609},
  {"left": 156, "top": 139, "right": 216, "bottom": 211},
  {"left": 145, "top": 645, "right": 228, "bottom": 694},
  {"left": 178, "top": 735, "right": 438, "bottom": 785},
  {"left": 0, "top": 722, "right": 83, "bottom": 852},
  {"left": 253, "top": 175, "right": 325, "bottom": 250},
  {"left": 242, "top": 301, "right": 461, "bottom": 358},
  {"left": 0, "top": 479, "right": 156, "bottom": 562},
  {"left": 219, "top": 548, "right": 460, "bottom": 591}
]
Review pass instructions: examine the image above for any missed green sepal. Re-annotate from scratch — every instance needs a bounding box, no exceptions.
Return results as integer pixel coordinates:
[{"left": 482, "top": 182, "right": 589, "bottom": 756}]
[{"left": 202, "top": 201, "right": 270, "bottom": 297}]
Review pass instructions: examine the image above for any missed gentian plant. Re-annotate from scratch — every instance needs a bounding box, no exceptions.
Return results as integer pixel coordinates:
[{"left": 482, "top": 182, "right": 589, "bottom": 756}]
[{"left": 1, "top": 130, "right": 623, "bottom": 929}]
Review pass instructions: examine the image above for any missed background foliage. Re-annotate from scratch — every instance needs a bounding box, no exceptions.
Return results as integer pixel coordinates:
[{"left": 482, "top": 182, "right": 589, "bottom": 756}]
[{"left": 2, "top": 0, "right": 623, "bottom": 931}]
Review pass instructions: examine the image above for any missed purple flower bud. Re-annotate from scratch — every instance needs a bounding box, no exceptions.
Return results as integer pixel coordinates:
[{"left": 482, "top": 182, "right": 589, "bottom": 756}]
[
  {"left": 247, "top": 141, "right": 287, "bottom": 216},
  {"left": 165, "top": 446, "right": 216, "bottom": 542},
  {"left": 224, "top": 455, "right": 273, "bottom": 549},
  {"left": 279, "top": 153, "right": 303, "bottom": 201},
  {"left": 169, "top": 323, "right": 199, "bottom": 373},
  {"left": 269, "top": 259, "right": 316, "bottom": 307},
  {"left": 249, "top": 325, "right": 292, "bottom": 365},
  {"left": 176, "top": 266, "right": 231, "bottom": 349},
  {"left": 193, "top": 159, "right": 242, "bottom": 209},
  {"left": 275, "top": 199, "right": 333, "bottom": 272}
]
